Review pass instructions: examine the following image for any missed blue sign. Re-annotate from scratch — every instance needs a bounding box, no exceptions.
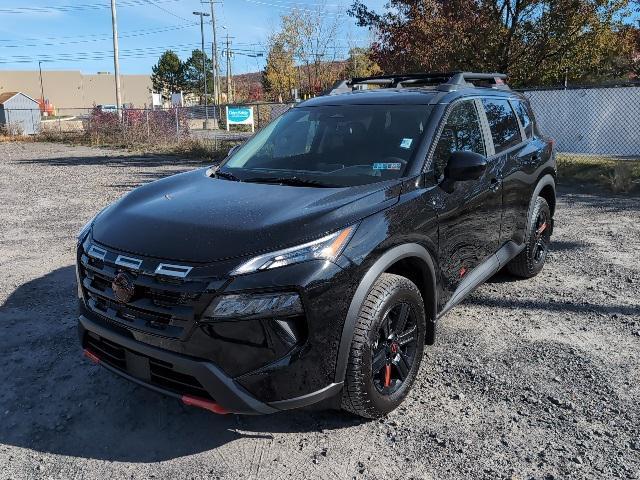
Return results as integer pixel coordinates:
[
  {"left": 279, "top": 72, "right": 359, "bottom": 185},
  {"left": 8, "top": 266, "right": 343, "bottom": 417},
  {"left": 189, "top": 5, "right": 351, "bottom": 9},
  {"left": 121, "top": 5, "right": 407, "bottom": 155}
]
[
  {"left": 226, "top": 106, "right": 255, "bottom": 132},
  {"left": 227, "top": 107, "right": 252, "bottom": 123}
]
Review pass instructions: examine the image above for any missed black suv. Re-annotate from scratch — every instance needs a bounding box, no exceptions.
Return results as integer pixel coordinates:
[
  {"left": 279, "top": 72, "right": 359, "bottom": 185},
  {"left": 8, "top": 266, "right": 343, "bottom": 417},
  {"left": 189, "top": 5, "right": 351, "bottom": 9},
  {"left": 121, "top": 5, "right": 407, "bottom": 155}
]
[{"left": 77, "top": 72, "right": 556, "bottom": 418}]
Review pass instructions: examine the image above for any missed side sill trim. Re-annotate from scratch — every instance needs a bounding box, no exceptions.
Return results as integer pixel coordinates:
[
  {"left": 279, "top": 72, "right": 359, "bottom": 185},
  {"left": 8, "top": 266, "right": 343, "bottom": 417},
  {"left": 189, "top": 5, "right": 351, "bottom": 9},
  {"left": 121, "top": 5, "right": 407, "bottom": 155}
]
[{"left": 438, "top": 240, "right": 524, "bottom": 318}]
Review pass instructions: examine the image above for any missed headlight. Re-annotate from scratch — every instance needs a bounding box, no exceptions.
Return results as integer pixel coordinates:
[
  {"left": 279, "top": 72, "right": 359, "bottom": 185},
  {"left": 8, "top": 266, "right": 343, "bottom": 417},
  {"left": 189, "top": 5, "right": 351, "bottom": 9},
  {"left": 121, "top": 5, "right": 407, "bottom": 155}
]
[
  {"left": 203, "top": 292, "right": 303, "bottom": 321},
  {"left": 232, "top": 226, "right": 355, "bottom": 275}
]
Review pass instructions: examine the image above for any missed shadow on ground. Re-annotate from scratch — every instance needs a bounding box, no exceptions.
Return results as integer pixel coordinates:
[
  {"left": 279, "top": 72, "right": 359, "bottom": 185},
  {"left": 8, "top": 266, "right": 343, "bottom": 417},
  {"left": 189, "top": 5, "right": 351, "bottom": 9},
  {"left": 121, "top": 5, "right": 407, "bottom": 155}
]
[
  {"left": 0, "top": 267, "right": 360, "bottom": 463},
  {"left": 465, "top": 292, "right": 637, "bottom": 317}
]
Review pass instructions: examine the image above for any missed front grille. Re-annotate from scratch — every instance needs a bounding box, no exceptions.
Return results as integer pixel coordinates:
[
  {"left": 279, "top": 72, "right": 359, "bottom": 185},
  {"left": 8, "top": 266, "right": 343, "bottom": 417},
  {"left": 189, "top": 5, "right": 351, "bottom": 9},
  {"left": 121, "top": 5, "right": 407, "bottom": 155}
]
[
  {"left": 78, "top": 240, "right": 220, "bottom": 339},
  {"left": 84, "top": 332, "right": 213, "bottom": 401}
]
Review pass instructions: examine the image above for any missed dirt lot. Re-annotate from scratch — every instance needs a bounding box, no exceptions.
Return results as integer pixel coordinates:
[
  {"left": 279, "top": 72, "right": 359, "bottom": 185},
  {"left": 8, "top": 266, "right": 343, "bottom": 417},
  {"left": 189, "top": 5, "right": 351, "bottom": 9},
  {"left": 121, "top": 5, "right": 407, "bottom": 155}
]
[{"left": 0, "top": 142, "right": 638, "bottom": 480}]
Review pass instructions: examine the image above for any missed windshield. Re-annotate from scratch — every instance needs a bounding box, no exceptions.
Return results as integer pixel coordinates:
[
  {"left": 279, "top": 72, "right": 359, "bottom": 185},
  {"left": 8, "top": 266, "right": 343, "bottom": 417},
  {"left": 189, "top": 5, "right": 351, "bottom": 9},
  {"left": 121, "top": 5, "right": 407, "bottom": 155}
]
[{"left": 219, "top": 104, "right": 432, "bottom": 187}]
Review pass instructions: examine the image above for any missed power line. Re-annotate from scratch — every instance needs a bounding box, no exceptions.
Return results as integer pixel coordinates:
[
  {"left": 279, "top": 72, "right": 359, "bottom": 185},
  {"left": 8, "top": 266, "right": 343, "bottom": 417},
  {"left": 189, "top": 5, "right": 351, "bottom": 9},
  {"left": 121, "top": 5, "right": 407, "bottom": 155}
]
[
  {"left": 239, "top": 0, "right": 348, "bottom": 16},
  {"left": 0, "top": 24, "right": 197, "bottom": 44},
  {"left": 1, "top": 44, "right": 214, "bottom": 61},
  {"left": 0, "top": 45, "right": 271, "bottom": 64},
  {"left": 145, "top": 0, "right": 192, "bottom": 22},
  {"left": 0, "top": 0, "right": 182, "bottom": 14},
  {"left": 245, "top": 0, "right": 346, "bottom": 9},
  {"left": 0, "top": 24, "right": 199, "bottom": 48}
]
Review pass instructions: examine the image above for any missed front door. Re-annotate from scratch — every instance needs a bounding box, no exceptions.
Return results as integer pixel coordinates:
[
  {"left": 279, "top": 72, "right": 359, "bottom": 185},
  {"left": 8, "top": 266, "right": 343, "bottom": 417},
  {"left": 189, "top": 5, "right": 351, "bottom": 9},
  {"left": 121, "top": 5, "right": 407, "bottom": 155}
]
[{"left": 430, "top": 99, "right": 502, "bottom": 304}]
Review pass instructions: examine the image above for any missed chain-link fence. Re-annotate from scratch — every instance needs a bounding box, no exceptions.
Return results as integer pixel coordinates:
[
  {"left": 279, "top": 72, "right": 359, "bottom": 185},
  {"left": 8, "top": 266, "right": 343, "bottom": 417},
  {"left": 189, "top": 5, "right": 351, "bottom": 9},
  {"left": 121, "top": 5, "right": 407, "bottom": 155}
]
[
  {"left": 518, "top": 83, "right": 640, "bottom": 159},
  {"left": 2, "top": 85, "right": 639, "bottom": 160},
  {"left": 0, "top": 102, "right": 295, "bottom": 147},
  {"left": 517, "top": 83, "right": 640, "bottom": 192}
]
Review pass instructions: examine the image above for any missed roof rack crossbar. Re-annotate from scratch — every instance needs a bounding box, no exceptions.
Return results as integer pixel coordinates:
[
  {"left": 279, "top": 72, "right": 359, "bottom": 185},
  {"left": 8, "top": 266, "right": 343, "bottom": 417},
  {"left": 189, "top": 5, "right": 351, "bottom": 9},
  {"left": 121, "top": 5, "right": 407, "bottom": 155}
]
[{"left": 343, "top": 71, "right": 510, "bottom": 93}]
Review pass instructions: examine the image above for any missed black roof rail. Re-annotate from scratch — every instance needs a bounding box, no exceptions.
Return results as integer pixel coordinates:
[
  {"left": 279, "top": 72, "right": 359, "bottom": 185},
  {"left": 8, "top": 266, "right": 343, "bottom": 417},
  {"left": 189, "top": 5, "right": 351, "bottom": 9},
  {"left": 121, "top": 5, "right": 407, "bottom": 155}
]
[{"left": 343, "top": 72, "right": 509, "bottom": 93}]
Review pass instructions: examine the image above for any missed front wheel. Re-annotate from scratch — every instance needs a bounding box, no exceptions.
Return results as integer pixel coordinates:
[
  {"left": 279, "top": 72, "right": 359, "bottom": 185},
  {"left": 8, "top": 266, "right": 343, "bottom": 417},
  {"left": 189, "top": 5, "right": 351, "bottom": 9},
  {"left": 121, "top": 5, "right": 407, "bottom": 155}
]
[
  {"left": 507, "top": 196, "right": 552, "bottom": 278},
  {"left": 341, "top": 273, "right": 426, "bottom": 419}
]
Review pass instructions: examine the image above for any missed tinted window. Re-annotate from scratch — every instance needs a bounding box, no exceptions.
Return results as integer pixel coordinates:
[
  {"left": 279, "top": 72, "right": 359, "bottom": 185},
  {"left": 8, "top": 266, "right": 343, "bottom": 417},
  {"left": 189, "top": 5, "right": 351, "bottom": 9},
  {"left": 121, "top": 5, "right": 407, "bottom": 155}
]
[
  {"left": 482, "top": 98, "right": 522, "bottom": 154},
  {"left": 221, "top": 104, "right": 431, "bottom": 187},
  {"left": 512, "top": 100, "right": 533, "bottom": 138},
  {"left": 432, "top": 100, "right": 485, "bottom": 178}
]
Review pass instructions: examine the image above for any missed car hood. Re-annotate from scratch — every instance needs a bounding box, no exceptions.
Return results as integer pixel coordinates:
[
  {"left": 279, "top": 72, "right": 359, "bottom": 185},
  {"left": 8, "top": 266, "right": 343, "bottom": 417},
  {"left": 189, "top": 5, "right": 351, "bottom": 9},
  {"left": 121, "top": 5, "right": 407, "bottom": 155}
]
[{"left": 92, "top": 168, "right": 400, "bottom": 263}]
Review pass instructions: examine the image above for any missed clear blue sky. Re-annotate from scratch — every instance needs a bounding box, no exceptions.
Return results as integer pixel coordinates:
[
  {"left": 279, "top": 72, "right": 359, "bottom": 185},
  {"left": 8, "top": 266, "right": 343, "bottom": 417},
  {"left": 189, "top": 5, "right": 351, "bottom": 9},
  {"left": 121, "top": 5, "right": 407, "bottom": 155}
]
[{"left": 0, "top": 0, "right": 386, "bottom": 75}]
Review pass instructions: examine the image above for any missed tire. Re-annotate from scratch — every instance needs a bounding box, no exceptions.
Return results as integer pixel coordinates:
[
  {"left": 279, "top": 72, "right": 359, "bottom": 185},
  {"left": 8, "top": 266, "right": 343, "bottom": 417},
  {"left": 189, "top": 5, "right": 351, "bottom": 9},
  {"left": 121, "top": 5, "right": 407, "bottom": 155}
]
[
  {"left": 507, "top": 196, "right": 552, "bottom": 278},
  {"left": 341, "top": 273, "right": 426, "bottom": 419}
]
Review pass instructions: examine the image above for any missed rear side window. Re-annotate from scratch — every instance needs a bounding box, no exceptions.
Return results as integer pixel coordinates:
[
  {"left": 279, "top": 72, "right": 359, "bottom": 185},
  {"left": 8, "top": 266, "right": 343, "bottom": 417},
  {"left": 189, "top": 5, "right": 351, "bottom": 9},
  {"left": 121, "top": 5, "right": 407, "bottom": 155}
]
[
  {"left": 512, "top": 100, "right": 533, "bottom": 139},
  {"left": 482, "top": 98, "right": 522, "bottom": 154},
  {"left": 432, "top": 100, "right": 485, "bottom": 178}
]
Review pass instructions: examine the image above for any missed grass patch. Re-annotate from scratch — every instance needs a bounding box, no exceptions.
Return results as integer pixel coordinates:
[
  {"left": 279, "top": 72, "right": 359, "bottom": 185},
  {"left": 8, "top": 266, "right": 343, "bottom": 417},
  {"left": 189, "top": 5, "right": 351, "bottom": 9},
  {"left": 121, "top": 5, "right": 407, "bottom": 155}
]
[
  {"left": 130, "top": 139, "right": 238, "bottom": 162},
  {"left": 20, "top": 130, "right": 239, "bottom": 163},
  {"left": 557, "top": 154, "right": 640, "bottom": 193},
  {"left": 0, "top": 134, "right": 34, "bottom": 143}
]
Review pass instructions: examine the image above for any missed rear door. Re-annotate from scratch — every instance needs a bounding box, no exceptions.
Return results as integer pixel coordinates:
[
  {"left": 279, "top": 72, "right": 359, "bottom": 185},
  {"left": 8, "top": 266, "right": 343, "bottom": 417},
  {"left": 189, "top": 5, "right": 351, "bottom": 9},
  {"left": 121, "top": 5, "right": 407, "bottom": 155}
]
[
  {"left": 482, "top": 97, "right": 534, "bottom": 245},
  {"left": 431, "top": 98, "right": 502, "bottom": 300}
]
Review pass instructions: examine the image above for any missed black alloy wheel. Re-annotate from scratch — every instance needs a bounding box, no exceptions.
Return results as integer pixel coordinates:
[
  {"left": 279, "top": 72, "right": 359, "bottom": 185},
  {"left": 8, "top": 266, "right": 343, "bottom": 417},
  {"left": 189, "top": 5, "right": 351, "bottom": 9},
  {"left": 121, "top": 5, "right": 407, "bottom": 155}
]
[
  {"left": 341, "top": 273, "right": 426, "bottom": 419},
  {"left": 507, "top": 196, "right": 552, "bottom": 278},
  {"left": 371, "top": 302, "right": 418, "bottom": 395},
  {"left": 532, "top": 207, "right": 551, "bottom": 265}
]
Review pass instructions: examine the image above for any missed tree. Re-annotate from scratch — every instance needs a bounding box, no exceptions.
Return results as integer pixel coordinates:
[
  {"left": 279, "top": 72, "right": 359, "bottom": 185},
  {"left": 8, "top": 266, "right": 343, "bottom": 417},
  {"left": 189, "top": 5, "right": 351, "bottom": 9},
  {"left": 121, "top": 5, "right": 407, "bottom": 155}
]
[
  {"left": 151, "top": 50, "right": 186, "bottom": 99},
  {"left": 280, "top": 8, "right": 341, "bottom": 95},
  {"left": 344, "top": 47, "right": 382, "bottom": 78},
  {"left": 262, "top": 36, "right": 297, "bottom": 101},
  {"left": 183, "top": 49, "right": 214, "bottom": 102},
  {"left": 349, "top": 0, "right": 638, "bottom": 86},
  {"left": 263, "top": 7, "right": 345, "bottom": 99}
]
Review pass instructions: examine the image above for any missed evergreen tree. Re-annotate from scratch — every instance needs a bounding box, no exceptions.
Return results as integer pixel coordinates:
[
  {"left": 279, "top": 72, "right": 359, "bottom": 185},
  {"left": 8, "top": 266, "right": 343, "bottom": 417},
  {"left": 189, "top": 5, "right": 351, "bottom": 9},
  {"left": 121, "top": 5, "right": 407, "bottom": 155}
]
[{"left": 150, "top": 50, "right": 186, "bottom": 99}]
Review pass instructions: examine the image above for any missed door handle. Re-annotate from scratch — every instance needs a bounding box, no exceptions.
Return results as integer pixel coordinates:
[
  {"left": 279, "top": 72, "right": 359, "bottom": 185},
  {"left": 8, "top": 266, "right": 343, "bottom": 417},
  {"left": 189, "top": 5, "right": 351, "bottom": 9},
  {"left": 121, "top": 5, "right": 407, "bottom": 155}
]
[{"left": 490, "top": 178, "right": 500, "bottom": 192}]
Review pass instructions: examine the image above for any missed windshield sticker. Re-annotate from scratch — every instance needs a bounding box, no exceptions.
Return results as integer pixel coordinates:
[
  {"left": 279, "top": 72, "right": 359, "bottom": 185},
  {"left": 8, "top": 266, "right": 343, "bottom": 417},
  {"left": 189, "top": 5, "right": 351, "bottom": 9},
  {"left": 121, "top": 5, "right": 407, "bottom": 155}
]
[
  {"left": 400, "top": 138, "right": 413, "bottom": 149},
  {"left": 373, "top": 162, "right": 402, "bottom": 171}
]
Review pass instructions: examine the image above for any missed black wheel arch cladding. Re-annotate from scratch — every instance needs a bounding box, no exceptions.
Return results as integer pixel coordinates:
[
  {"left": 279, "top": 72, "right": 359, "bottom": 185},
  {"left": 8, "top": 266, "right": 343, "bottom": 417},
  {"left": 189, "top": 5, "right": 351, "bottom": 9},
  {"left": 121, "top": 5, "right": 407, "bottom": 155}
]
[{"left": 334, "top": 243, "right": 437, "bottom": 384}]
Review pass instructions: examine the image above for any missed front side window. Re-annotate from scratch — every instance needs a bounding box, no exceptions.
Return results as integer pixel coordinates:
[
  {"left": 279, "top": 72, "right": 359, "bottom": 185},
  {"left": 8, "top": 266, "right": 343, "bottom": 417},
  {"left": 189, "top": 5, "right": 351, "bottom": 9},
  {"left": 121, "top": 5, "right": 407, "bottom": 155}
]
[
  {"left": 220, "top": 104, "right": 432, "bottom": 187},
  {"left": 482, "top": 98, "right": 522, "bottom": 154},
  {"left": 432, "top": 100, "right": 485, "bottom": 179}
]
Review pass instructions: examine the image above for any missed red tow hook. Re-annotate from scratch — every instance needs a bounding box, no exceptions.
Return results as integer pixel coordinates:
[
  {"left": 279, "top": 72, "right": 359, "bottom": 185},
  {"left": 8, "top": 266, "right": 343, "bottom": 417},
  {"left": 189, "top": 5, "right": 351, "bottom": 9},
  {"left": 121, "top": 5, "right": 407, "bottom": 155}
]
[
  {"left": 536, "top": 222, "right": 548, "bottom": 235},
  {"left": 181, "top": 395, "right": 230, "bottom": 415},
  {"left": 83, "top": 349, "right": 101, "bottom": 364}
]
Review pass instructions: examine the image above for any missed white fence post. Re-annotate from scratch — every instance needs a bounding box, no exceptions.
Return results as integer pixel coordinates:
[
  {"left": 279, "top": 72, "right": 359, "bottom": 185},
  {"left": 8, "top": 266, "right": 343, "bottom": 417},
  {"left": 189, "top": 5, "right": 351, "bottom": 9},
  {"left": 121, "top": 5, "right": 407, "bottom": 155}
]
[
  {"left": 146, "top": 110, "right": 150, "bottom": 141},
  {"left": 175, "top": 107, "right": 179, "bottom": 139}
]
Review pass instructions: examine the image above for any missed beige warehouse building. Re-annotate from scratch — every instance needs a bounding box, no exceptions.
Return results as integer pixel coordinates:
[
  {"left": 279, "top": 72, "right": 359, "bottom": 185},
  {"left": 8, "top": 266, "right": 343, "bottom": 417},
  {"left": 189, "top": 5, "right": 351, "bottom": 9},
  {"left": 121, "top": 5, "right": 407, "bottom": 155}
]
[{"left": 0, "top": 70, "right": 152, "bottom": 109}]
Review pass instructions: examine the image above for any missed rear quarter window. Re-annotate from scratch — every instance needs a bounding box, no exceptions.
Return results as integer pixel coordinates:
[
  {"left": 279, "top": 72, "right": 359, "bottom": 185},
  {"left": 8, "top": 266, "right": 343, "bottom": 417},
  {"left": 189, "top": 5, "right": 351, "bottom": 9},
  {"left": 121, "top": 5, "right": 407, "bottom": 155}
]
[
  {"left": 512, "top": 100, "right": 534, "bottom": 139},
  {"left": 482, "top": 98, "right": 522, "bottom": 154}
]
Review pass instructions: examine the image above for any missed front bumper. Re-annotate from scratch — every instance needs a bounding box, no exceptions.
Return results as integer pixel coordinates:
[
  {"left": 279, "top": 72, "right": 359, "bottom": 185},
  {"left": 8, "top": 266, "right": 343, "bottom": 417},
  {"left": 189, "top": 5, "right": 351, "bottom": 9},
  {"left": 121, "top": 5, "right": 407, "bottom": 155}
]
[
  {"left": 79, "top": 314, "right": 343, "bottom": 414},
  {"left": 76, "top": 235, "right": 362, "bottom": 411}
]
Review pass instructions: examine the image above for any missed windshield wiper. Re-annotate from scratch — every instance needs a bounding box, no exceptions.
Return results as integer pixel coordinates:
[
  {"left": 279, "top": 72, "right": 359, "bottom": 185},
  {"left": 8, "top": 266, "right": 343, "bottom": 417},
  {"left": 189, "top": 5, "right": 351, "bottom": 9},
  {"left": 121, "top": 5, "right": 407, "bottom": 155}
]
[
  {"left": 214, "top": 170, "right": 241, "bottom": 182},
  {"left": 242, "top": 176, "right": 339, "bottom": 188}
]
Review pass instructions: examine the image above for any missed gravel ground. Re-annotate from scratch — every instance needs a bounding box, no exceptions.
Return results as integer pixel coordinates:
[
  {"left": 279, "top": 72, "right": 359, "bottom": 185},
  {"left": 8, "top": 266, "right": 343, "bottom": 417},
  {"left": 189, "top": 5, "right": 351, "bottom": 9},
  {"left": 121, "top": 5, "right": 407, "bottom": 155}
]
[{"left": 0, "top": 141, "right": 639, "bottom": 480}]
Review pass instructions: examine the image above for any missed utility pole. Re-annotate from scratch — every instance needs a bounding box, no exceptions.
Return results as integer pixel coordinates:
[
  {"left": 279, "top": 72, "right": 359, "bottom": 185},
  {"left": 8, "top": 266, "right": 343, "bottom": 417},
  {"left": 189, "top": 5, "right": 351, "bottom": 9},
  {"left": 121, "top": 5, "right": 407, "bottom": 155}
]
[
  {"left": 202, "top": 1, "right": 222, "bottom": 110},
  {"left": 193, "top": 11, "right": 211, "bottom": 129},
  {"left": 38, "top": 60, "right": 45, "bottom": 105},
  {"left": 110, "top": 0, "right": 122, "bottom": 117},
  {"left": 225, "top": 33, "right": 233, "bottom": 104}
]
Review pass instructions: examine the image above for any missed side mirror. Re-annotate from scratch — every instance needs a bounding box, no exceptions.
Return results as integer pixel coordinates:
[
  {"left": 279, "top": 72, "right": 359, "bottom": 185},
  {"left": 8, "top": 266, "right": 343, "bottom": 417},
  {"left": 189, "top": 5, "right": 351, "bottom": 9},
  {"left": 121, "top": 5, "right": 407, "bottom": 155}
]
[
  {"left": 445, "top": 151, "right": 487, "bottom": 181},
  {"left": 228, "top": 144, "right": 240, "bottom": 157}
]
